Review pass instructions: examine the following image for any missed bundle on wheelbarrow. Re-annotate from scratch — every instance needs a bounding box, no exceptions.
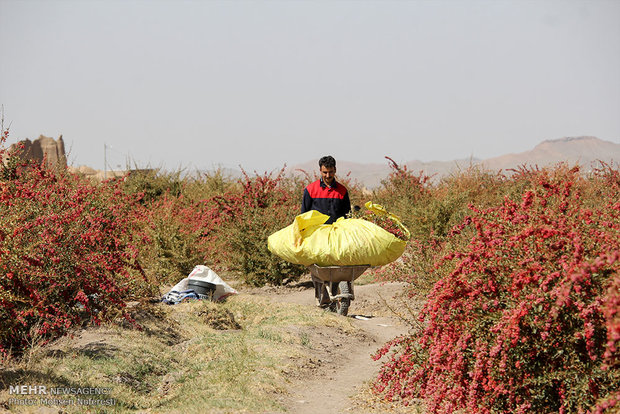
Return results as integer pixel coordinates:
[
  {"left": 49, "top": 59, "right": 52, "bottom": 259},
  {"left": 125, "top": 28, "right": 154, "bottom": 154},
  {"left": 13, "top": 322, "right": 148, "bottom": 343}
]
[{"left": 268, "top": 202, "right": 410, "bottom": 315}]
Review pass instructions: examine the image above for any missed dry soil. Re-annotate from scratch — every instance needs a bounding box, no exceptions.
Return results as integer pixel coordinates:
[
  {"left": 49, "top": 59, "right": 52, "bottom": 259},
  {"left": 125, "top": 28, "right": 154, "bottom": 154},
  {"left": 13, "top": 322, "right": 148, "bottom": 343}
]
[{"left": 248, "top": 276, "right": 416, "bottom": 414}]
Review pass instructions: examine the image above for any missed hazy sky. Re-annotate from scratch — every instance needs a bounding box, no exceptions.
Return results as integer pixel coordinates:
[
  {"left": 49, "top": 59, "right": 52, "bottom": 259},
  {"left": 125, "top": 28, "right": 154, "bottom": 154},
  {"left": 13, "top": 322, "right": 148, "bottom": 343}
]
[{"left": 1, "top": 0, "right": 619, "bottom": 172}]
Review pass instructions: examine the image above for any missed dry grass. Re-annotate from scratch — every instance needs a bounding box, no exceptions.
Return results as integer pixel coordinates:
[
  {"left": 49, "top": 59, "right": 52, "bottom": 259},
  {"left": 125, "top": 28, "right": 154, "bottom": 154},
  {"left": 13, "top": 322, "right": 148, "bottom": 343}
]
[
  {"left": 353, "top": 383, "right": 427, "bottom": 414},
  {"left": 0, "top": 295, "right": 355, "bottom": 413}
]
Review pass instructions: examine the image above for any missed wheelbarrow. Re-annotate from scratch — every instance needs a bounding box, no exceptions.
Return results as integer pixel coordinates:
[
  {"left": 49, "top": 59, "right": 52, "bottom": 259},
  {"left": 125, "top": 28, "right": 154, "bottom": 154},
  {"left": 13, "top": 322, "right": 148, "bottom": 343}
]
[{"left": 307, "top": 264, "right": 370, "bottom": 316}]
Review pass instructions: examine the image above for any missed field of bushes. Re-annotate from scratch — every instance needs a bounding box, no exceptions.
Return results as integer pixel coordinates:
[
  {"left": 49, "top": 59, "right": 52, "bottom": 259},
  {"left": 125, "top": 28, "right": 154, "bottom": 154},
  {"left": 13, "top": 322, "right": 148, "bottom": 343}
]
[
  {"left": 1, "top": 127, "right": 619, "bottom": 413},
  {"left": 371, "top": 161, "right": 619, "bottom": 413}
]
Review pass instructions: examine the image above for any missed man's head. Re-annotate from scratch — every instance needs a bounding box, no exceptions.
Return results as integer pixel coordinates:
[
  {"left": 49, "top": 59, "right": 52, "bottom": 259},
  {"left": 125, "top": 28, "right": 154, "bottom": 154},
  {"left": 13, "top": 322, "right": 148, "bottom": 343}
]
[{"left": 319, "top": 155, "right": 337, "bottom": 186}]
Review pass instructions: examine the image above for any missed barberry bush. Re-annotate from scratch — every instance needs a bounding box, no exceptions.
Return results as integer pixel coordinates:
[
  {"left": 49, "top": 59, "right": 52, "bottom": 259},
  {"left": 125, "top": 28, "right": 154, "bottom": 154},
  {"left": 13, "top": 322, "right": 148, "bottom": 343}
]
[
  {"left": 121, "top": 166, "right": 243, "bottom": 283},
  {"left": 0, "top": 131, "right": 153, "bottom": 356},
  {"left": 214, "top": 168, "right": 308, "bottom": 285},
  {"left": 371, "top": 160, "right": 509, "bottom": 289},
  {"left": 131, "top": 166, "right": 309, "bottom": 285},
  {"left": 372, "top": 165, "right": 620, "bottom": 413},
  {"left": 139, "top": 193, "right": 210, "bottom": 283}
]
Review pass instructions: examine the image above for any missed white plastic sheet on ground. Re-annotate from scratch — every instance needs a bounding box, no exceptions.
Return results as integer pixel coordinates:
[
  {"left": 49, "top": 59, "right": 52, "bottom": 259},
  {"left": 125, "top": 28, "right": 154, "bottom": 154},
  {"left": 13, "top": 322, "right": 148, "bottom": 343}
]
[{"left": 166, "top": 265, "right": 238, "bottom": 302}]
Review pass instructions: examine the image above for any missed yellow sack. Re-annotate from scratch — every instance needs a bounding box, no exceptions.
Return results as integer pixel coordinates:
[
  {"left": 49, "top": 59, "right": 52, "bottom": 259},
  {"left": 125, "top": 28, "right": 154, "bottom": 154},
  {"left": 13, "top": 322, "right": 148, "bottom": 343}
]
[{"left": 267, "top": 202, "right": 410, "bottom": 267}]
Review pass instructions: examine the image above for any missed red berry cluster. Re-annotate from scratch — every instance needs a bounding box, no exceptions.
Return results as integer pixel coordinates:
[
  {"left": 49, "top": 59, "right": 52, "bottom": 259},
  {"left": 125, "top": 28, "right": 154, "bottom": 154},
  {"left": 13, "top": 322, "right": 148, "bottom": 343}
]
[
  {"left": 0, "top": 148, "right": 150, "bottom": 356},
  {"left": 372, "top": 166, "right": 620, "bottom": 413}
]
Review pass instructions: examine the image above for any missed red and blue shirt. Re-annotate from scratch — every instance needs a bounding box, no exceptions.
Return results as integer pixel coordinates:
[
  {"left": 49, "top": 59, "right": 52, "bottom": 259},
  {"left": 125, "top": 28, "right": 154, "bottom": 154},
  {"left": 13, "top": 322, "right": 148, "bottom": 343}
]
[{"left": 301, "top": 179, "right": 351, "bottom": 224}]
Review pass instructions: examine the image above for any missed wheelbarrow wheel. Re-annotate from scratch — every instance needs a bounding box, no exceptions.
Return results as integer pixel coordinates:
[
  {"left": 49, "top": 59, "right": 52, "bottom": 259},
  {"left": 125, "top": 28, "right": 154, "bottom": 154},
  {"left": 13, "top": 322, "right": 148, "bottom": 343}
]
[{"left": 329, "top": 281, "right": 350, "bottom": 316}]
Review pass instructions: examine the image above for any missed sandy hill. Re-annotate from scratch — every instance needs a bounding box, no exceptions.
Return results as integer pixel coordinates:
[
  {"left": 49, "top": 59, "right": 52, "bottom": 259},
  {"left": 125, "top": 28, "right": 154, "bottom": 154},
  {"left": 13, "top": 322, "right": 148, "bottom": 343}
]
[
  {"left": 288, "top": 136, "right": 620, "bottom": 188},
  {"left": 480, "top": 136, "right": 619, "bottom": 171}
]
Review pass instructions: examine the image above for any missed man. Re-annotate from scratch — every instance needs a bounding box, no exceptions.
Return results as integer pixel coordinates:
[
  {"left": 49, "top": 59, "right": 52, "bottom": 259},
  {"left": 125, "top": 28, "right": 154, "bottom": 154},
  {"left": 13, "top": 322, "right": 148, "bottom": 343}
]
[
  {"left": 301, "top": 155, "right": 351, "bottom": 224},
  {"left": 301, "top": 156, "right": 352, "bottom": 308}
]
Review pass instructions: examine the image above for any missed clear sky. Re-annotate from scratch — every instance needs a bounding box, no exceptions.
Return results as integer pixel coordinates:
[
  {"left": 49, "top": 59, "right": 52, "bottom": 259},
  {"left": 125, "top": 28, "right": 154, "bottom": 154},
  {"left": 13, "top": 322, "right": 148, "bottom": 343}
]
[{"left": 1, "top": 0, "right": 619, "bottom": 172}]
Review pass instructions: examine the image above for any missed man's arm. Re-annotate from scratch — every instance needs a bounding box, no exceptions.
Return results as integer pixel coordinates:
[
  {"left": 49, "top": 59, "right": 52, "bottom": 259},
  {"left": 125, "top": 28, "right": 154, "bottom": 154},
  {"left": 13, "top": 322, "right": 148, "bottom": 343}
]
[
  {"left": 301, "top": 188, "right": 312, "bottom": 214},
  {"left": 341, "top": 191, "right": 351, "bottom": 218}
]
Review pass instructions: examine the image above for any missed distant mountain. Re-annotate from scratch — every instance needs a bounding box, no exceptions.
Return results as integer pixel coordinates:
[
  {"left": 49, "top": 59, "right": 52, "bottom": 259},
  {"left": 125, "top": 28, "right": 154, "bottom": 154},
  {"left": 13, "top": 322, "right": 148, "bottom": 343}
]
[
  {"left": 480, "top": 136, "right": 619, "bottom": 171},
  {"left": 288, "top": 136, "right": 620, "bottom": 188}
]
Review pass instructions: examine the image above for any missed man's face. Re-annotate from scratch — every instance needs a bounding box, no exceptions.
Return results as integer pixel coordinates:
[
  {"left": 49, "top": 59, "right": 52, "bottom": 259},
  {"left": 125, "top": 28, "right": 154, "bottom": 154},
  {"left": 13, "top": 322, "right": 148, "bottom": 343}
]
[{"left": 320, "top": 165, "right": 336, "bottom": 186}]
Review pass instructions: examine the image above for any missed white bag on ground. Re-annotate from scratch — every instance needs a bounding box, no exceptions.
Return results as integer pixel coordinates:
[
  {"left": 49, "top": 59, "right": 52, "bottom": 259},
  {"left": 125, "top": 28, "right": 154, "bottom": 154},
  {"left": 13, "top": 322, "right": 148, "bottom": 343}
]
[{"left": 167, "top": 265, "right": 238, "bottom": 302}]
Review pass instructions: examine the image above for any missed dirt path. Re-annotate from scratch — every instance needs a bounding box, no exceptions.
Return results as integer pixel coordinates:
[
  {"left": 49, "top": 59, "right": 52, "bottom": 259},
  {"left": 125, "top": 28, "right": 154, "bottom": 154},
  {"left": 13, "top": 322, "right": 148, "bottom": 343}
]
[{"left": 250, "top": 278, "right": 412, "bottom": 414}]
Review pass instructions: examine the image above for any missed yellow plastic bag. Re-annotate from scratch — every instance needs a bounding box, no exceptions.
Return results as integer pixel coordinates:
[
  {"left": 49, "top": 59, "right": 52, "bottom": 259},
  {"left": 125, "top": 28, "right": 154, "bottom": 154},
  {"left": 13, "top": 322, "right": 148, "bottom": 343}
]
[{"left": 267, "top": 202, "right": 410, "bottom": 267}]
